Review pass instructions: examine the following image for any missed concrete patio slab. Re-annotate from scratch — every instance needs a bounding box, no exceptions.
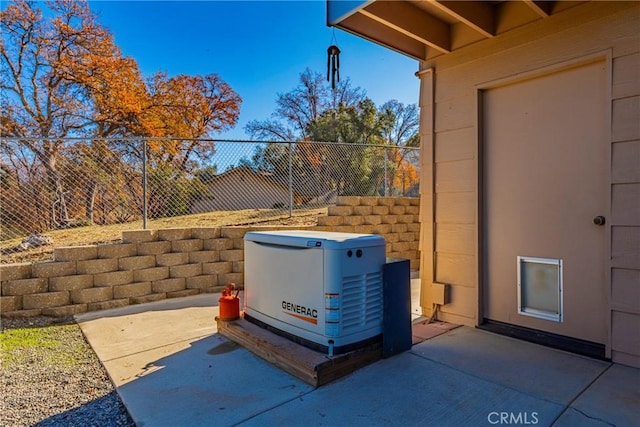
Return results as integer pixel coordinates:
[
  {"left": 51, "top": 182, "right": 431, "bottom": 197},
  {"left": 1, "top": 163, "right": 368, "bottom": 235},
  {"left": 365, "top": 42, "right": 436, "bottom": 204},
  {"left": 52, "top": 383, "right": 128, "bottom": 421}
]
[
  {"left": 555, "top": 364, "right": 640, "bottom": 427},
  {"left": 410, "top": 326, "right": 611, "bottom": 405},
  {"left": 240, "top": 351, "right": 565, "bottom": 426},
  {"left": 117, "top": 334, "right": 312, "bottom": 426},
  {"left": 75, "top": 278, "right": 639, "bottom": 427},
  {"left": 77, "top": 294, "right": 220, "bottom": 370},
  {"left": 102, "top": 338, "right": 206, "bottom": 386},
  {"left": 77, "top": 295, "right": 313, "bottom": 426}
]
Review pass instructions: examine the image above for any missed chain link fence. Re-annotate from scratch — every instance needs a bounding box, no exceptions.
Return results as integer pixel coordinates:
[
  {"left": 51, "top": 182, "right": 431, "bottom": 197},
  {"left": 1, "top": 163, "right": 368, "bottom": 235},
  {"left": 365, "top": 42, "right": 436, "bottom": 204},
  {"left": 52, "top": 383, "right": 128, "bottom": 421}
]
[{"left": 1, "top": 137, "right": 420, "bottom": 241}]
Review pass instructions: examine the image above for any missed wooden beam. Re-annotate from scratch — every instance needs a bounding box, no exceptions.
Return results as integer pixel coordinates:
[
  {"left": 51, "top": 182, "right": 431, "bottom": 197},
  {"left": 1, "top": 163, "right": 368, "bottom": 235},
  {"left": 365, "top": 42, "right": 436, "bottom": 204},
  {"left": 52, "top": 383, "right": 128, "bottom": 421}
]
[
  {"left": 522, "top": 0, "right": 554, "bottom": 17},
  {"left": 362, "top": 1, "right": 451, "bottom": 54},
  {"left": 338, "top": 12, "right": 428, "bottom": 60},
  {"left": 217, "top": 316, "right": 382, "bottom": 387},
  {"left": 430, "top": 0, "right": 495, "bottom": 38}
]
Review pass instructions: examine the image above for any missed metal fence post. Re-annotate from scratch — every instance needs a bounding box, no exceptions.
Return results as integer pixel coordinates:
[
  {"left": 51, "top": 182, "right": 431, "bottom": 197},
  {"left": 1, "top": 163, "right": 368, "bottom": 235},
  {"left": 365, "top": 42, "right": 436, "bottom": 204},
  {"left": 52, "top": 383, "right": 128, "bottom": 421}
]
[
  {"left": 288, "top": 142, "right": 293, "bottom": 217},
  {"left": 384, "top": 146, "right": 389, "bottom": 197},
  {"left": 142, "top": 139, "right": 147, "bottom": 229}
]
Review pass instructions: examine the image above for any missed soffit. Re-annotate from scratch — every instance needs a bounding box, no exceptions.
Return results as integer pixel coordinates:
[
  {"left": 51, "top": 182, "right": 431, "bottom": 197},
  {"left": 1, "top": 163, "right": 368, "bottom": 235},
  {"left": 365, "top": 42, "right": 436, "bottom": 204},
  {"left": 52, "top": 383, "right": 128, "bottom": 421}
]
[{"left": 331, "top": 1, "right": 588, "bottom": 60}]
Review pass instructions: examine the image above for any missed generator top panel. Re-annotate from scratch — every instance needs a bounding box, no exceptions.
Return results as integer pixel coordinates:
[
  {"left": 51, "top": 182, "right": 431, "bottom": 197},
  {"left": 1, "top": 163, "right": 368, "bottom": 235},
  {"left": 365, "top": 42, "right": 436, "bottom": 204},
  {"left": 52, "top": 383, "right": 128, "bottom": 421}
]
[{"left": 244, "top": 230, "right": 384, "bottom": 250}]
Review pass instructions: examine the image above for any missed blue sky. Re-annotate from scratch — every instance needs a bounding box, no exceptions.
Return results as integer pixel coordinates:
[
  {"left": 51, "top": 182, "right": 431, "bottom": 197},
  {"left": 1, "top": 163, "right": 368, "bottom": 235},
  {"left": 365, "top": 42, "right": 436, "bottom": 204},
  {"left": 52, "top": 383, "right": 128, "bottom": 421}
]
[{"left": 88, "top": 0, "right": 420, "bottom": 141}]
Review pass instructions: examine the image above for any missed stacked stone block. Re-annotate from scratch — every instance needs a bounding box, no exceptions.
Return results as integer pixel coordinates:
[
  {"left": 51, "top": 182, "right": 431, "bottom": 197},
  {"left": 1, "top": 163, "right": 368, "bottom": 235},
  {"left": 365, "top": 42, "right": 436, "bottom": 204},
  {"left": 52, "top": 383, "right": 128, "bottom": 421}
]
[
  {"left": 0, "top": 197, "right": 419, "bottom": 318},
  {"left": 317, "top": 196, "right": 420, "bottom": 268}
]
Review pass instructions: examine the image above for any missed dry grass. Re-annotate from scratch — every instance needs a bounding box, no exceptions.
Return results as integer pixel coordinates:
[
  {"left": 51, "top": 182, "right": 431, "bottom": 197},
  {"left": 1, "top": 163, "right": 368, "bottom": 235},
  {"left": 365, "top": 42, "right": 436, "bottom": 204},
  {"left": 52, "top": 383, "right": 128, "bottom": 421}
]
[{"left": 0, "top": 207, "right": 326, "bottom": 265}]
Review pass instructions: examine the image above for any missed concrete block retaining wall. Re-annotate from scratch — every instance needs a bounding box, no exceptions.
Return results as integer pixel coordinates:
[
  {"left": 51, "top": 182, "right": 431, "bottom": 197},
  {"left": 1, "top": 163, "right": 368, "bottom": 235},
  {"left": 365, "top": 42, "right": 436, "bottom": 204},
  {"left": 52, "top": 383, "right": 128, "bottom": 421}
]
[{"left": 0, "top": 197, "right": 419, "bottom": 318}]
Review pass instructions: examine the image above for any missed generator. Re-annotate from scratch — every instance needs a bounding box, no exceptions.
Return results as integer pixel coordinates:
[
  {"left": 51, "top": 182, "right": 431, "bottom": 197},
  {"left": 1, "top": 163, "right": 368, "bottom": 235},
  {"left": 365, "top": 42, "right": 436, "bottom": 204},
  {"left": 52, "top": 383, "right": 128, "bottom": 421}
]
[{"left": 243, "top": 230, "right": 386, "bottom": 355}]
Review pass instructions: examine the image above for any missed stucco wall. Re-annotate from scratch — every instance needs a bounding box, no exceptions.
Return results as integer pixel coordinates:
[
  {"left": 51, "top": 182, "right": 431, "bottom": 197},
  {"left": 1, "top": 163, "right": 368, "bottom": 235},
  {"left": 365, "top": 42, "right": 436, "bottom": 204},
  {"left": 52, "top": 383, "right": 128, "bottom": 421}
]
[
  {"left": 417, "top": 1, "right": 639, "bottom": 366},
  {"left": 0, "top": 197, "right": 419, "bottom": 318}
]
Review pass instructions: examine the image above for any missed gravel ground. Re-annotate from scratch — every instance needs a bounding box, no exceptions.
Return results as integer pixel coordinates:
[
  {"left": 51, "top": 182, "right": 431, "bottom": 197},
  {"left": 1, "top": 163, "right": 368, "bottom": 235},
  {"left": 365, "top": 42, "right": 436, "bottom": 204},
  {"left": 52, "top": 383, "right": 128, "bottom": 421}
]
[{"left": 0, "top": 316, "right": 135, "bottom": 427}]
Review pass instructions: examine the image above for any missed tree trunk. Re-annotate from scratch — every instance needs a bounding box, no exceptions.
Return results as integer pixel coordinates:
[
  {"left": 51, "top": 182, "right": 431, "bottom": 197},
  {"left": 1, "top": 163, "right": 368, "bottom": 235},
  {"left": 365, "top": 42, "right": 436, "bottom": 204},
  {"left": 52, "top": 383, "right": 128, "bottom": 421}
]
[
  {"left": 42, "top": 150, "right": 70, "bottom": 228},
  {"left": 85, "top": 181, "right": 98, "bottom": 224}
]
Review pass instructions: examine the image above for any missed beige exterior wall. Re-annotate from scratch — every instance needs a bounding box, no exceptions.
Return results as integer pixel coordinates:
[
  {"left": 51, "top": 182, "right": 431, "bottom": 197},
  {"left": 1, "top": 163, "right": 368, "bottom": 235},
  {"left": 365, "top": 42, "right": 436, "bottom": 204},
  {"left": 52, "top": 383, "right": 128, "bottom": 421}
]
[
  {"left": 0, "top": 197, "right": 419, "bottom": 318},
  {"left": 417, "top": 2, "right": 639, "bottom": 366}
]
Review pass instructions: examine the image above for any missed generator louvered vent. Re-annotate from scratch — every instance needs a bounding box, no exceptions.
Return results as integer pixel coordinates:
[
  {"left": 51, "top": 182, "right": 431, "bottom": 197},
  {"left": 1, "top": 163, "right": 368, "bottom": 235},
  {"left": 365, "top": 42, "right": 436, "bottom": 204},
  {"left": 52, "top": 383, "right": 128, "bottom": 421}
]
[{"left": 341, "top": 272, "right": 383, "bottom": 333}]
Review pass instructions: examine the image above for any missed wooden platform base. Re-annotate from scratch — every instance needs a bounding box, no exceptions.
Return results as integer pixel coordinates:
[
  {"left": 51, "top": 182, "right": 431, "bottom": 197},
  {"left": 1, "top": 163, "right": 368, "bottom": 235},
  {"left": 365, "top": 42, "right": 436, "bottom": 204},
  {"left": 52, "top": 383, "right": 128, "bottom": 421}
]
[{"left": 216, "top": 315, "right": 382, "bottom": 387}]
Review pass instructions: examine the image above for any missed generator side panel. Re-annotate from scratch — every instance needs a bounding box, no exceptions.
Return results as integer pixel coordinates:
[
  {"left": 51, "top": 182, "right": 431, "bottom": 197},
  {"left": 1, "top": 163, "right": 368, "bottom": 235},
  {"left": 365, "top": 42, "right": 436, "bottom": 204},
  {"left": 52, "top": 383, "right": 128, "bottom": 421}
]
[{"left": 244, "top": 241, "right": 326, "bottom": 342}]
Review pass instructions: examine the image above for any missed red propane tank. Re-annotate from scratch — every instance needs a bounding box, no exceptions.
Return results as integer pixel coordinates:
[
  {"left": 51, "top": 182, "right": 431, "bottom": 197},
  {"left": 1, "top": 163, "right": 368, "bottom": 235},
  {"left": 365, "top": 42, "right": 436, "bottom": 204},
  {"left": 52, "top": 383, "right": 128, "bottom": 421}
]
[{"left": 218, "top": 284, "right": 240, "bottom": 321}]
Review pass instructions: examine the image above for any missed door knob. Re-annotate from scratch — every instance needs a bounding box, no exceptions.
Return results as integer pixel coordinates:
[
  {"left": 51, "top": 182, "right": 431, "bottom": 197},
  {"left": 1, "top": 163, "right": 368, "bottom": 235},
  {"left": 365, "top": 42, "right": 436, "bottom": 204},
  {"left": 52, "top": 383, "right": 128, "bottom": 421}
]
[{"left": 593, "top": 216, "right": 606, "bottom": 226}]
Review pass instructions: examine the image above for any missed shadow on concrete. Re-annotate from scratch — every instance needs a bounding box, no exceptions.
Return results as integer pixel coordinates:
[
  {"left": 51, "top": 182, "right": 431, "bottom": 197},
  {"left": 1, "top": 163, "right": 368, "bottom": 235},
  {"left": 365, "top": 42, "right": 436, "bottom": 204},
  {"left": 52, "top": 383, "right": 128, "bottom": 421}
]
[
  {"left": 116, "top": 333, "right": 313, "bottom": 426},
  {"left": 34, "top": 391, "right": 134, "bottom": 427}
]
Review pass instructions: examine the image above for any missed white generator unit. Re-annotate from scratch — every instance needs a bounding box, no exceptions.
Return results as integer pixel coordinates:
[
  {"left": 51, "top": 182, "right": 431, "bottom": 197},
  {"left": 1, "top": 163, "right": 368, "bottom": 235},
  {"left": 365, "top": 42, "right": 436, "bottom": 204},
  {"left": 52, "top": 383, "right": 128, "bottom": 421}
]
[{"left": 243, "top": 230, "right": 386, "bottom": 354}]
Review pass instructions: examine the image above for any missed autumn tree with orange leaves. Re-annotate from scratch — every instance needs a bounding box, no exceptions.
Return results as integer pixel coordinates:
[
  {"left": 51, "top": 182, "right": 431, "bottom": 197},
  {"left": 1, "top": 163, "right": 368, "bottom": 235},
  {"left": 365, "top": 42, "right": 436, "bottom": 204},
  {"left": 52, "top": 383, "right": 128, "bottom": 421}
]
[
  {"left": 1, "top": 0, "right": 241, "bottom": 232},
  {"left": 379, "top": 100, "right": 420, "bottom": 195}
]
